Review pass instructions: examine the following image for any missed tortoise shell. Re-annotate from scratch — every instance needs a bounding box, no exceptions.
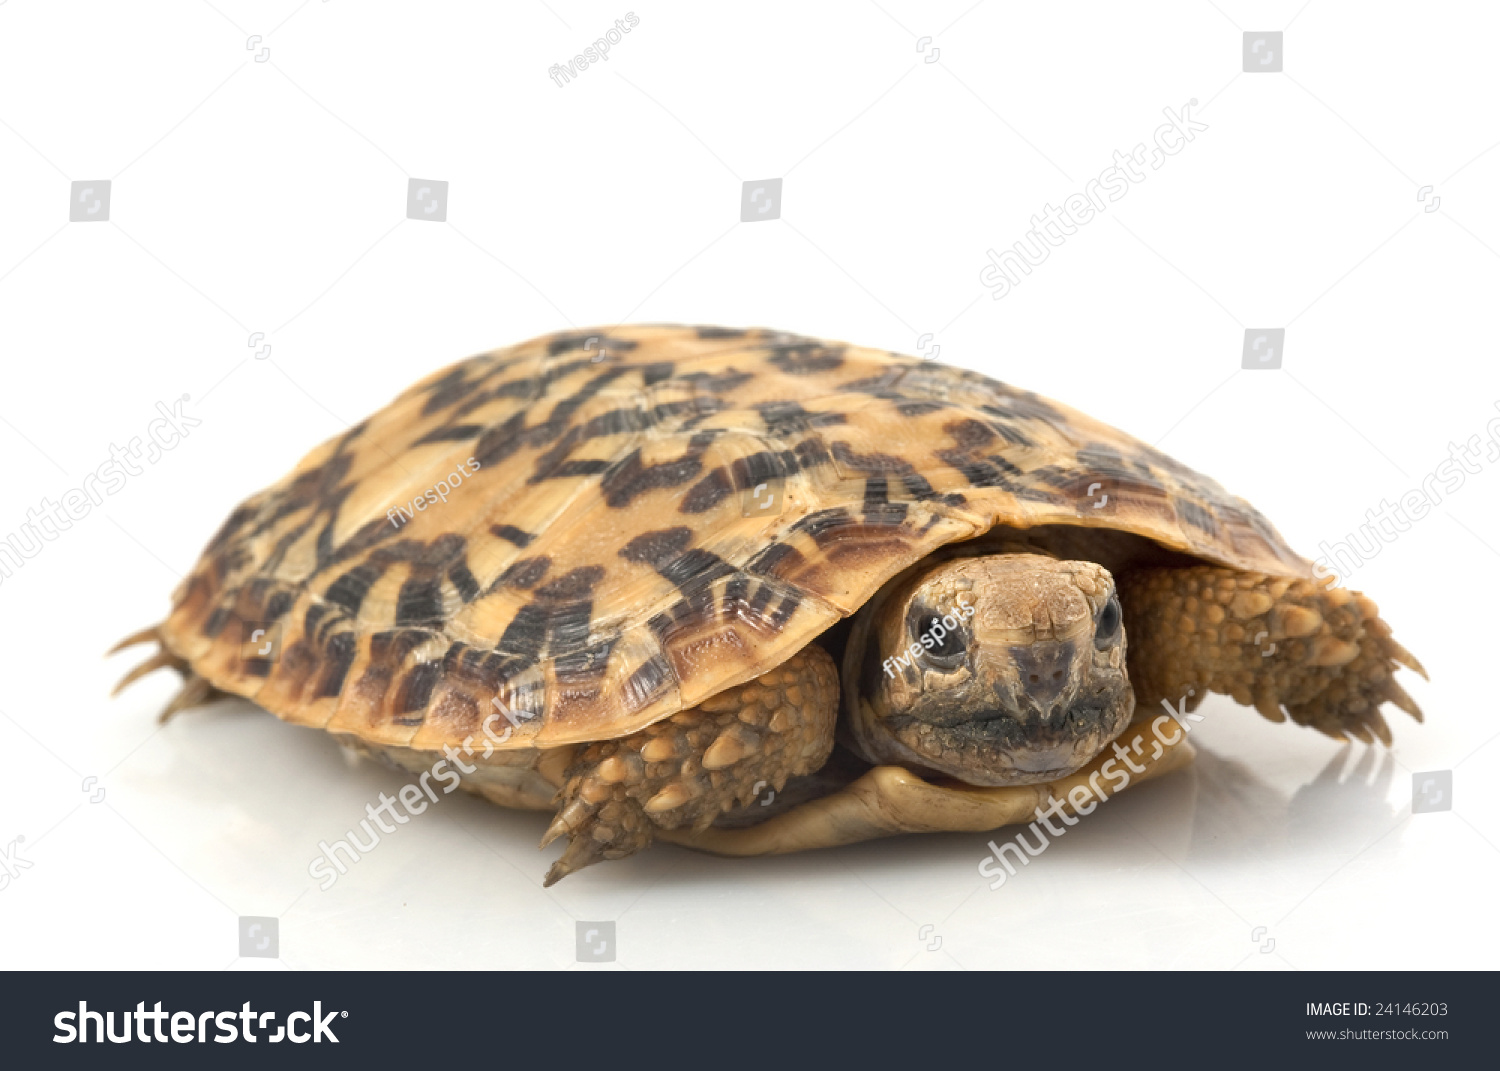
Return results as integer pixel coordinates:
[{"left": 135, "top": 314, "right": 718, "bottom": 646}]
[{"left": 159, "top": 325, "right": 1309, "bottom": 751}]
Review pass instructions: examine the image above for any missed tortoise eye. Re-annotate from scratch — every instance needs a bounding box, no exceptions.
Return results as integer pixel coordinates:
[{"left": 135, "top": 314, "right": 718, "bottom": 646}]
[
  {"left": 1095, "top": 595, "right": 1122, "bottom": 648},
  {"left": 915, "top": 614, "right": 966, "bottom": 664}
]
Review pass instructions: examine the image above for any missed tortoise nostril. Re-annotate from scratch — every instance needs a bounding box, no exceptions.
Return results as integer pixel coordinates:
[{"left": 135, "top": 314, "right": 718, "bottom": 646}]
[{"left": 1010, "top": 641, "right": 1076, "bottom": 707}]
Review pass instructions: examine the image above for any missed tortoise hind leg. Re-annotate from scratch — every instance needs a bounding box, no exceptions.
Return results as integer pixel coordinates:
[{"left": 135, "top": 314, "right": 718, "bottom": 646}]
[
  {"left": 108, "top": 624, "right": 231, "bottom": 723},
  {"left": 540, "top": 644, "right": 839, "bottom": 885},
  {"left": 1118, "top": 567, "right": 1426, "bottom": 744}
]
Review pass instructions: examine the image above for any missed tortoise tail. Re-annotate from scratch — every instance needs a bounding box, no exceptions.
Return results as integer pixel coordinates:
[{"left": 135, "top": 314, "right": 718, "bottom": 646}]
[{"left": 108, "top": 624, "right": 228, "bottom": 723}]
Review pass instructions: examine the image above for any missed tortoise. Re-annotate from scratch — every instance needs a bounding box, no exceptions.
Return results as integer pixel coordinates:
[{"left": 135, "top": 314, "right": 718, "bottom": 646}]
[{"left": 112, "top": 324, "right": 1426, "bottom": 885}]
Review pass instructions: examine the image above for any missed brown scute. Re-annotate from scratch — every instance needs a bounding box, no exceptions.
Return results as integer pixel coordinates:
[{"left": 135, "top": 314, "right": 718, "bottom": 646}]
[
  {"left": 156, "top": 323, "right": 1313, "bottom": 752},
  {"left": 395, "top": 661, "right": 442, "bottom": 721},
  {"left": 943, "top": 418, "right": 997, "bottom": 450},
  {"left": 489, "top": 523, "right": 533, "bottom": 547},
  {"left": 534, "top": 566, "right": 605, "bottom": 601},
  {"left": 424, "top": 689, "right": 482, "bottom": 737},
  {"left": 202, "top": 605, "right": 232, "bottom": 638},
  {"left": 395, "top": 577, "right": 446, "bottom": 628},
  {"left": 317, "top": 633, "right": 357, "bottom": 698},
  {"left": 729, "top": 450, "right": 798, "bottom": 490},
  {"left": 830, "top": 441, "right": 917, "bottom": 475},
  {"left": 203, "top": 502, "right": 259, "bottom": 554},
  {"left": 767, "top": 343, "right": 845, "bottom": 375},
  {"left": 756, "top": 400, "right": 846, "bottom": 435},
  {"left": 600, "top": 446, "right": 704, "bottom": 508},
  {"left": 640, "top": 361, "right": 675, "bottom": 385},
  {"left": 793, "top": 437, "right": 833, "bottom": 470},
  {"left": 745, "top": 541, "right": 805, "bottom": 579},
  {"left": 680, "top": 467, "right": 732, "bottom": 513},
  {"left": 620, "top": 527, "right": 695, "bottom": 566},
  {"left": 494, "top": 556, "right": 550, "bottom": 590},
  {"left": 678, "top": 368, "right": 755, "bottom": 393}
]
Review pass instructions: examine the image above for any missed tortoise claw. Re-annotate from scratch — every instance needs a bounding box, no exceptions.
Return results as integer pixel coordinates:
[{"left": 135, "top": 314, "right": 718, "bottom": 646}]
[
  {"left": 110, "top": 648, "right": 188, "bottom": 696},
  {"left": 538, "top": 793, "right": 651, "bottom": 886},
  {"left": 108, "top": 623, "right": 228, "bottom": 720},
  {"left": 107, "top": 624, "right": 163, "bottom": 656},
  {"left": 160, "top": 674, "right": 216, "bottom": 723},
  {"left": 539, "top": 798, "right": 592, "bottom": 851},
  {"left": 1387, "top": 640, "right": 1428, "bottom": 682},
  {"left": 543, "top": 835, "right": 610, "bottom": 888},
  {"left": 1386, "top": 680, "right": 1423, "bottom": 723}
]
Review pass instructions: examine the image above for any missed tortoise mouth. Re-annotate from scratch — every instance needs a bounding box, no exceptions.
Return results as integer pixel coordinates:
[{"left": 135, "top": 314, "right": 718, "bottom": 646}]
[{"left": 890, "top": 693, "right": 1133, "bottom": 787}]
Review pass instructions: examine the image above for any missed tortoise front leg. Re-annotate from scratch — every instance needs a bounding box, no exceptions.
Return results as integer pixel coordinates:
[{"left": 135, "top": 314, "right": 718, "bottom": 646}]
[
  {"left": 1117, "top": 566, "right": 1426, "bottom": 743},
  {"left": 540, "top": 645, "right": 839, "bottom": 885}
]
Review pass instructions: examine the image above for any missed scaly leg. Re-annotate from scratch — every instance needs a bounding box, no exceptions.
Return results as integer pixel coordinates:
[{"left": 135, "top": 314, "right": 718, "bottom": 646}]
[
  {"left": 1118, "top": 567, "right": 1425, "bottom": 743},
  {"left": 541, "top": 645, "right": 839, "bottom": 885}
]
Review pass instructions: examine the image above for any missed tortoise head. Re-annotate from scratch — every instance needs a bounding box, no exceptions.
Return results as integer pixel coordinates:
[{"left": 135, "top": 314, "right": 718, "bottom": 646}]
[{"left": 846, "top": 553, "right": 1134, "bottom": 786}]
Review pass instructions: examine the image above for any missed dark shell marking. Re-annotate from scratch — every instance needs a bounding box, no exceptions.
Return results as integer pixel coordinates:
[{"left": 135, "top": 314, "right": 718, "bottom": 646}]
[{"left": 161, "top": 325, "right": 1310, "bottom": 750}]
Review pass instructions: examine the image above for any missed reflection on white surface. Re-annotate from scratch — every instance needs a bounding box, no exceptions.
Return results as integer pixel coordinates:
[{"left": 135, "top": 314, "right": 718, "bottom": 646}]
[{"left": 2, "top": 657, "right": 1493, "bottom": 970}]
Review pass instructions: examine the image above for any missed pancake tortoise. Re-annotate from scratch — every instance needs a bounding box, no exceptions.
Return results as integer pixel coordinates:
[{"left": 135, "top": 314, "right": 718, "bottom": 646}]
[{"left": 113, "top": 325, "right": 1426, "bottom": 884}]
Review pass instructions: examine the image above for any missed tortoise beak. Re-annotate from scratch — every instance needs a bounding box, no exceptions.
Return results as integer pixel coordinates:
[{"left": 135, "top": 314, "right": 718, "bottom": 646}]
[{"left": 1009, "top": 743, "right": 1082, "bottom": 774}]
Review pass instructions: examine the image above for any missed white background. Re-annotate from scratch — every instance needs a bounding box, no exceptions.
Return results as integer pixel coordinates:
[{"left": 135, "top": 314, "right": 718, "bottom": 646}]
[{"left": 1, "top": 0, "right": 1496, "bottom": 970}]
